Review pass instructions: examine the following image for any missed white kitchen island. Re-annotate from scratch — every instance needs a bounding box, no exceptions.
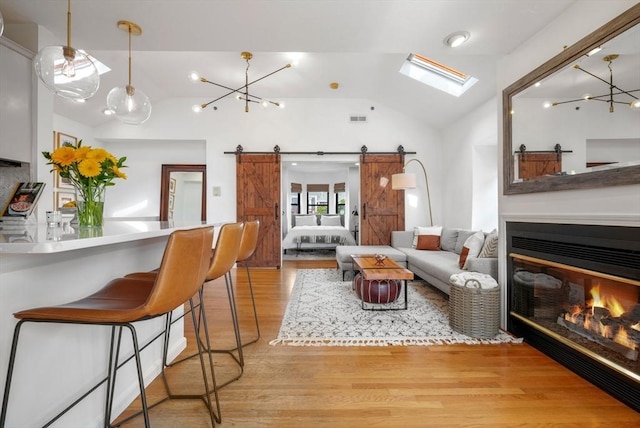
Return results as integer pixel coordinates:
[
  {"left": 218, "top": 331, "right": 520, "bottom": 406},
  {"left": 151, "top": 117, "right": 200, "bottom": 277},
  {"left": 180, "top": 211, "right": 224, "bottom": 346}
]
[{"left": 0, "top": 221, "right": 213, "bottom": 428}]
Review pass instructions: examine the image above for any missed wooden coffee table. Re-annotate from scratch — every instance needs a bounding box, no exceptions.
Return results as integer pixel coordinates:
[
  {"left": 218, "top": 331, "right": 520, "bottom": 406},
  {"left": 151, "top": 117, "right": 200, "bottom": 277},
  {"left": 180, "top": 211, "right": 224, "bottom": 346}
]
[{"left": 351, "top": 255, "right": 414, "bottom": 310}]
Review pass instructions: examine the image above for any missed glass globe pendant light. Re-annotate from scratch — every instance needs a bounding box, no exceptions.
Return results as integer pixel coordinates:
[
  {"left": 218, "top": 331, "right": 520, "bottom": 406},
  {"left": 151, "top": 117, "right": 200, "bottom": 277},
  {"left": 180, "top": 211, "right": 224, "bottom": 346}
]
[
  {"left": 106, "top": 20, "right": 151, "bottom": 125},
  {"left": 33, "top": 0, "right": 100, "bottom": 100}
]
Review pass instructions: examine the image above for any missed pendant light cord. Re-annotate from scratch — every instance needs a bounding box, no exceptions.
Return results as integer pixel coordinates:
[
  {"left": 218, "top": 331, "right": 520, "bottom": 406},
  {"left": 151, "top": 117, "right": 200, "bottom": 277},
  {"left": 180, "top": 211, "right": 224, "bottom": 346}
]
[
  {"left": 128, "top": 25, "right": 132, "bottom": 89},
  {"left": 66, "top": 0, "right": 71, "bottom": 47},
  {"left": 245, "top": 57, "right": 250, "bottom": 112}
]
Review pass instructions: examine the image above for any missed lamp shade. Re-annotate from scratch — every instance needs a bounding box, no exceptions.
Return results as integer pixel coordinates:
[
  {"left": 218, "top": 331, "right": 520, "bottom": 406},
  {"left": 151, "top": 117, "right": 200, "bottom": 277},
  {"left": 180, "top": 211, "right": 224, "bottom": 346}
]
[
  {"left": 106, "top": 85, "right": 152, "bottom": 125},
  {"left": 33, "top": 46, "right": 100, "bottom": 100},
  {"left": 391, "top": 172, "right": 417, "bottom": 190}
]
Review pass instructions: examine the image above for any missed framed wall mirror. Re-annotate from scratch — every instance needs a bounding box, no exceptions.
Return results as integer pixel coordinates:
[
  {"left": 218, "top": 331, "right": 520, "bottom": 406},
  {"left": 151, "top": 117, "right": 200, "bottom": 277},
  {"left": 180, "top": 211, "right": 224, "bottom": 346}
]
[
  {"left": 503, "top": 4, "right": 640, "bottom": 194},
  {"left": 160, "top": 164, "right": 207, "bottom": 222}
]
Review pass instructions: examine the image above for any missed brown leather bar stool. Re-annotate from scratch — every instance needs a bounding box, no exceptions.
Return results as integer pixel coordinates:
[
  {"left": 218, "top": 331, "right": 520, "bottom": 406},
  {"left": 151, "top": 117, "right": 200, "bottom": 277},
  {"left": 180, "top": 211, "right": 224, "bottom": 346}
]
[
  {"left": 126, "top": 222, "right": 246, "bottom": 390},
  {"left": 232, "top": 219, "right": 261, "bottom": 348},
  {"left": 0, "top": 227, "right": 216, "bottom": 428}
]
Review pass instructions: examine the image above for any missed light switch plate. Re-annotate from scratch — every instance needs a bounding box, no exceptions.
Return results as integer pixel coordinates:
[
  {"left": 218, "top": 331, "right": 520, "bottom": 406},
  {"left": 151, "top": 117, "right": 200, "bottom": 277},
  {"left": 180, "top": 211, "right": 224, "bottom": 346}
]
[{"left": 212, "top": 186, "right": 221, "bottom": 196}]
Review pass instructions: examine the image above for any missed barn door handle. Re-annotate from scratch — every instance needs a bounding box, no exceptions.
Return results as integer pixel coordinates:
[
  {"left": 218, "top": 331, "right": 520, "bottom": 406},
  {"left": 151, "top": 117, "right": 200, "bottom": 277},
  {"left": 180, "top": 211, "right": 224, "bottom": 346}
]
[
  {"left": 363, "top": 203, "right": 366, "bottom": 220},
  {"left": 275, "top": 203, "right": 279, "bottom": 220}
]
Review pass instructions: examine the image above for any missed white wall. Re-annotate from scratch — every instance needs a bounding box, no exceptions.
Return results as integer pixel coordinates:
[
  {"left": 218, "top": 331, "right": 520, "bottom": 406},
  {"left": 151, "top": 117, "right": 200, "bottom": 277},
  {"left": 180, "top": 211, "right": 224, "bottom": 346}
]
[
  {"left": 99, "top": 139, "right": 205, "bottom": 219},
  {"left": 441, "top": 97, "right": 498, "bottom": 231},
  {"left": 498, "top": 0, "right": 640, "bottom": 222},
  {"left": 92, "top": 97, "right": 444, "bottom": 230}
]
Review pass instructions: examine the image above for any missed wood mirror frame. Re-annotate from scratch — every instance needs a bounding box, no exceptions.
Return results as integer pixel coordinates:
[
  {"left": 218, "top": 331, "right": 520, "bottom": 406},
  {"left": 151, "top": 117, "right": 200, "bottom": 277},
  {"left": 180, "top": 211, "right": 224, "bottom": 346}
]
[
  {"left": 502, "top": 4, "right": 640, "bottom": 195},
  {"left": 159, "top": 164, "right": 207, "bottom": 222}
]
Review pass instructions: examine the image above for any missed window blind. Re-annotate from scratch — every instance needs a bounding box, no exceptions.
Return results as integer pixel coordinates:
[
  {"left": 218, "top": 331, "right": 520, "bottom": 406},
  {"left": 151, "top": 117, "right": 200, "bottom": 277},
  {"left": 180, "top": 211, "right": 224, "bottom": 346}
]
[
  {"left": 307, "top": 184, "right": 329, "bottom": 192},
  {"left": 333, "top": 182, "right": 345, "bottom": 193},
  {"left": 291, "top": 182, "right": 302, "bottom": 193}
]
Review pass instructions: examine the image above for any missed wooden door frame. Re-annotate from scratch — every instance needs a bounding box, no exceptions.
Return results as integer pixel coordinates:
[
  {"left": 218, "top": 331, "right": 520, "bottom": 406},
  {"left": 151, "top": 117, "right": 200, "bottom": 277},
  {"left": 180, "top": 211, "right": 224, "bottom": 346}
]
[{"left": 159, "top": 164, "right": 207, "bottom": 221}]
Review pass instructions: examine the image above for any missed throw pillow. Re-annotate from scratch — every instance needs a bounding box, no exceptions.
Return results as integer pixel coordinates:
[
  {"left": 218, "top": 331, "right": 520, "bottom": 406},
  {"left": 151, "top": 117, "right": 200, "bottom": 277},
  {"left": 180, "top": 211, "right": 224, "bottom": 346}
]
[
  {"left": 458, "top": 231, "right": 485, "bottom": 269},
  {"left": 295, "top": 215, "right": 317, "bottom": 227},
  {"left": 440, "top": 228, "right": 458, "bottom": 252},
  {"left": 479, "top": 229, "right": 498, "bottom": 258},
  {"left": 412, "top": 226, "right": 443, "bottom": 249},
  {"left": 454, "top": 229, "right": 478, "bottom": 255},
  {"left": 320, "top": 215, "right": 342, "bottom": 226}
]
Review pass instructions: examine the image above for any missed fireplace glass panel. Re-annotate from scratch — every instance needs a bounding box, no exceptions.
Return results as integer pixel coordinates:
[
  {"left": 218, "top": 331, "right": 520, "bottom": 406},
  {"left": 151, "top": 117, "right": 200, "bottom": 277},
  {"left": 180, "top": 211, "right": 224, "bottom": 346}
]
[{"left": 511, "top": 254, "right": 639, "bottom": 378}]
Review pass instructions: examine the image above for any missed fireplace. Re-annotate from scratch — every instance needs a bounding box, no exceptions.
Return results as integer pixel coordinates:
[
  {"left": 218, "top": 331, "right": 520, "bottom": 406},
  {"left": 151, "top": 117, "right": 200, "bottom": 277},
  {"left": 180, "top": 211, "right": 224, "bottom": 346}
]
[{"left": 506, "top": 222, "right": 640, "bottom": 411}]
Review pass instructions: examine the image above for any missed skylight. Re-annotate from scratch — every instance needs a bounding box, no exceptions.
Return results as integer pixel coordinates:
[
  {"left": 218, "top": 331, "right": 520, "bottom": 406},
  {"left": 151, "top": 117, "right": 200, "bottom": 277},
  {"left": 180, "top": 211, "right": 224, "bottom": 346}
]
[{"left": 399, "top": 53, "right": 478, "bottom": 97}]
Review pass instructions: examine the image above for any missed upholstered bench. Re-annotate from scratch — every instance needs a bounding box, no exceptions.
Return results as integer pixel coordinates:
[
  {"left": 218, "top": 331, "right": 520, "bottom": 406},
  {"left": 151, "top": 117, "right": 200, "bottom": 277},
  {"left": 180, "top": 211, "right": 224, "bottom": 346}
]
[{"left": 336, "top": 245, "right": 408, "bottom": 279}]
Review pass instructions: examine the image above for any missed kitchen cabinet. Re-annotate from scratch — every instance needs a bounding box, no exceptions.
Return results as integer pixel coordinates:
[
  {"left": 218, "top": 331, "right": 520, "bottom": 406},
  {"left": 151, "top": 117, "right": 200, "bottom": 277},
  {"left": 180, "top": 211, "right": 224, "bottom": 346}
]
[{"left": 0, "top": 37, "right": 33, "bottom": 163}]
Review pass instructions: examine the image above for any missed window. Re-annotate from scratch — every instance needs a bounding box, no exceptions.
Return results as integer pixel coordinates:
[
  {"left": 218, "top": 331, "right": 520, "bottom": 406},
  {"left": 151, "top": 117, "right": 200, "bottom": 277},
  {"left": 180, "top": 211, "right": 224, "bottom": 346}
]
[
  {"left": 290, "top": 182, "right": 302, "bottom": 217},
  {"left": 336, "top": 192, "right": 346, "bottom": 215},
  {"left": 307, "top": 191, "right": 328, "bottom": 214},
  {"left": 399, "top": 53, "right": 478, "bottom": 97},
  {"left": 290, "top": 193, "right": 300, "bottom": 216},
  {"left": 307, "top": 184, "right": 329, "bottom": 215},
  {"left": 334, "top": 182, "right": 346, "bottom": 215}
]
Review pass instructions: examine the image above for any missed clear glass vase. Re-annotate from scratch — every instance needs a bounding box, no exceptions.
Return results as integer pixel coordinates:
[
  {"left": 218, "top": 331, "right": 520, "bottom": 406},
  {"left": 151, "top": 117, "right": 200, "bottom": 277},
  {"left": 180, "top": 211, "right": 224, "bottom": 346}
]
[{"left": 75, "top": 187, "right": 105, "bottom": 228}]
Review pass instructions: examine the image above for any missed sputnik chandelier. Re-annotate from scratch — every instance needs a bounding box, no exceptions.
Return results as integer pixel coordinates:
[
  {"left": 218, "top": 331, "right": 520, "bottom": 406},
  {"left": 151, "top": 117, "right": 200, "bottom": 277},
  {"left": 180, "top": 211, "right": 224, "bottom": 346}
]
[
  {"left": 192, "top": 52, "right": 291, "bottom": 113},
  {"left": 550, "top": 54, "right": 640, "bottom": 112}
]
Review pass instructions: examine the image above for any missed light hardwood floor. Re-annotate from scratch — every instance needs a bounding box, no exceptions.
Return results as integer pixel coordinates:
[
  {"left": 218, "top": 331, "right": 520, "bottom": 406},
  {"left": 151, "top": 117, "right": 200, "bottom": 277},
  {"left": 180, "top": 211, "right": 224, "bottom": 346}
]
[{"left": 115, "top": 260, "right": 640, "bottom": 427}]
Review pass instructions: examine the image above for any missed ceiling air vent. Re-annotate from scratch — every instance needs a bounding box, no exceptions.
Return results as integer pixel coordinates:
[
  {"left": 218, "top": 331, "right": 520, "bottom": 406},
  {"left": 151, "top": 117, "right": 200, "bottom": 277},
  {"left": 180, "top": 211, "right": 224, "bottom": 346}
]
[{"left": 349, "top": 115, "right": 367, "bottom": 123}]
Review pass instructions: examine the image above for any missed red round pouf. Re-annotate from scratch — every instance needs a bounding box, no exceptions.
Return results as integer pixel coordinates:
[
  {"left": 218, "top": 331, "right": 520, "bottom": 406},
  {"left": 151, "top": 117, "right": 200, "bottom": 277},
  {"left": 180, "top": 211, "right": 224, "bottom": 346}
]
[{"left": 354, "top": 273, "right": 400, "bottom": 304}]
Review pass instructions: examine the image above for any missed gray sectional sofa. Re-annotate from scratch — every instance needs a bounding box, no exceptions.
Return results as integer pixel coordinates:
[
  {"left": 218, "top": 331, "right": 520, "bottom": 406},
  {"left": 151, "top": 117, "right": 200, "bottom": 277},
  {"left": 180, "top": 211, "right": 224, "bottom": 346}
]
[{"left": 391, "top": 229, "right": 497, "bottom": 295}]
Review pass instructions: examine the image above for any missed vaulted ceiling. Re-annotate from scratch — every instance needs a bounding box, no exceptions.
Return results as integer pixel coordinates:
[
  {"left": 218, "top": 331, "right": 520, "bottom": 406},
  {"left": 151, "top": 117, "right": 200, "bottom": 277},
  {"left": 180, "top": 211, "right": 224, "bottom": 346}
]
[{"left": 0, "top": 0, "right": 577, "bottom": 129}]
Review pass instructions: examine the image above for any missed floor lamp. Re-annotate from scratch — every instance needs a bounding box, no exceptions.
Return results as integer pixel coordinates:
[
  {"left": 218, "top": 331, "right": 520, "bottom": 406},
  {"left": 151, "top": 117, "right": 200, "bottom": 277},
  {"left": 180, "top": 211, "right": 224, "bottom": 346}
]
[{"left": 391, "top": 158, "right": 433, "bottom": 226}]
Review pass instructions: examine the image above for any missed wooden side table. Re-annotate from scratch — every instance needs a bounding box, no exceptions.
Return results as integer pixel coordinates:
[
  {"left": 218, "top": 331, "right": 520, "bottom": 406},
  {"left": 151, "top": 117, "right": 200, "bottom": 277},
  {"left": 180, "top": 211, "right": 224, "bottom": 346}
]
[{"left": 352, "top": 256, "right": 414, "bottom": 310}]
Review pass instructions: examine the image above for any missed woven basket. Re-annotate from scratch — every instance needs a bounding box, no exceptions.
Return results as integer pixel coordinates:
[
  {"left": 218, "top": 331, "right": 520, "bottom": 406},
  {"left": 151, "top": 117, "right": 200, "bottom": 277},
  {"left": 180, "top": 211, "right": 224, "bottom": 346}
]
[{"left": 449, "top": 278, "right": 500, "bottom": 339}]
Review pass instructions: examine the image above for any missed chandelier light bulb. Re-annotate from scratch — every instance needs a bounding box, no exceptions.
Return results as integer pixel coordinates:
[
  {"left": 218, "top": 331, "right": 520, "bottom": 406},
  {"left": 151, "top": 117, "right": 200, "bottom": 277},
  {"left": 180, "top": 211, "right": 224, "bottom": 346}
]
[
  {"left": 583, "top": 93, "right": 592, "bottom": 100},
  {"left": 189, "top": 72, "right": 200, "bottom": 81},
  {"left": 278, "top": 102, "right": 285, "bottom": 109},
  {"left": 192, "top": 104, "right": 203, "bottom": 113},
  {"left": 631, "top": 100, "right": 640, "bottom": 109},
  {"left": 261, "top": 100, "right": 269, "bottom": 108},
  {"left": 543, "top": 101, "right": 552, "bottom": 109}
]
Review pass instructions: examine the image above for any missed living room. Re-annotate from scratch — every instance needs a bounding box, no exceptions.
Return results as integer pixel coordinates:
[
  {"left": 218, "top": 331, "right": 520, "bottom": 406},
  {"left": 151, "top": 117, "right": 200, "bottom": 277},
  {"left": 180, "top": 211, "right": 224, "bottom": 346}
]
[{"left": 1, "top": 0, "right": 639, "bottom": 426}]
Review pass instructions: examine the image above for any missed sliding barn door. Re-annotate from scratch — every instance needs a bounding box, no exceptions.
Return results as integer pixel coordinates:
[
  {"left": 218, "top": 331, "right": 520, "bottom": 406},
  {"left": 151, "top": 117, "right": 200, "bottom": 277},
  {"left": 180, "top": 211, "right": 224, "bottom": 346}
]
[
  {"left": 359, "top": 155, "right": 404, "bottom": 245},
  {"left": 236, "top": 154, "right": 281, "bottom": 268},
  {"left": 518, "top": 153, "right": 561, "bottom": 180}
]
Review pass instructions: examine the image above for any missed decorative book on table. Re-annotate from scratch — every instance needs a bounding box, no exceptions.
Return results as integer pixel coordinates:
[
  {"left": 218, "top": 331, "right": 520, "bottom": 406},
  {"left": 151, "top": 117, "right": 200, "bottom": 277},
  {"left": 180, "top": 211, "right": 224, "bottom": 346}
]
[{"left": 1, "top": 182, "right": 46, "bottom": 221}]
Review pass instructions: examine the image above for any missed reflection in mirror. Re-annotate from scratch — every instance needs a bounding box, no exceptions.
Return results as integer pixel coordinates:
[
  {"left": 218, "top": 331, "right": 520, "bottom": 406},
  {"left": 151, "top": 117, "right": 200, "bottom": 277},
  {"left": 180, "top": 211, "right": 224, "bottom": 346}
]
[
  {"left": 160, "top": 164, "right": 206, "bottom": 222},
  {"left": 503, "top": 4, "right": 640, "bottom": 194}
]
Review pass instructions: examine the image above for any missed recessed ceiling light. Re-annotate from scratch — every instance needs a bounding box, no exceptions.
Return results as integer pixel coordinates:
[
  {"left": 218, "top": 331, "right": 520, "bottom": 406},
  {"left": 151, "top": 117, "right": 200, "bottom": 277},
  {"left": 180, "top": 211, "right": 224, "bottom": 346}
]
[{"left": 444, "top": 31, "right": 470, "bottom": 48}]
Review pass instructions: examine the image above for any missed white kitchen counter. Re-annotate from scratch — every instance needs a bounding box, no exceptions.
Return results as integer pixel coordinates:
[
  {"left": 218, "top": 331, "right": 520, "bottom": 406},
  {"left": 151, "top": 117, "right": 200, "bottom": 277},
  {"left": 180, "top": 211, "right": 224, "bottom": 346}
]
[
  {"left": 0, "top": 220, "right": 215, "bottom": 427},
  {"left": 0, "top": 220, "right": 208, "bottom": 254}
]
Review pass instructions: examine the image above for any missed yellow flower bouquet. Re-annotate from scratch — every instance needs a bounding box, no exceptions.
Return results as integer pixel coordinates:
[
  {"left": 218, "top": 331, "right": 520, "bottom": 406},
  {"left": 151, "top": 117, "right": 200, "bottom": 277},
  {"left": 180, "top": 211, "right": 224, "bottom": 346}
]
[{"left": 43, "top": 140, "right": 127, "bottom": 227}]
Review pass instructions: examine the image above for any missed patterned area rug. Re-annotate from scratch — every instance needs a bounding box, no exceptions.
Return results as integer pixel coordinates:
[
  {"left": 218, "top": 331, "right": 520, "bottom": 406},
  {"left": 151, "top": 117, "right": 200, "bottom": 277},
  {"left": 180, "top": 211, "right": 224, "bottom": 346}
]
[{"left": 270, "top": 269, "right": 523, "bottom": 347}]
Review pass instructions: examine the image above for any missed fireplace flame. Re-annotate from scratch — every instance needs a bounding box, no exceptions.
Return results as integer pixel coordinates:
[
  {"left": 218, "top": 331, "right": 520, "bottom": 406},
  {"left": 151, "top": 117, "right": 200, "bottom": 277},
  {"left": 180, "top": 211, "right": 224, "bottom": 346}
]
[
  {"left": 560, "top": 284, "right": 638, "bottom": 360},
  {"left": 588, "top": 285, "right": 625, "bottom": 317}
]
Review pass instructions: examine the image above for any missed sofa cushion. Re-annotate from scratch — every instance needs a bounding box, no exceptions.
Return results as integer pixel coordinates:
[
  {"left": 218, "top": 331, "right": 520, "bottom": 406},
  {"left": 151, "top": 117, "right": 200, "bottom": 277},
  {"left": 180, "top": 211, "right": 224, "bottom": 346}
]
[
  {"left": 479, "top": 229, "right": 498, "bottom": 258},
  {"left": 412, "top": 226, "right": 442, "bottom": 249},
  {"left": 458, "top": 231, "right": 485, "bottom": 269},
  {"left": 440, "top": 228, "right": 458, "bottom": 252},
  {"left": 454, "top": 229, "right": 478, "bottom": 254},
  {"left": 403, "top": 249, "right": 463, "bottom": 286}
]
